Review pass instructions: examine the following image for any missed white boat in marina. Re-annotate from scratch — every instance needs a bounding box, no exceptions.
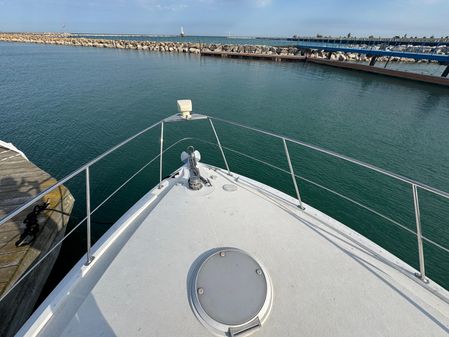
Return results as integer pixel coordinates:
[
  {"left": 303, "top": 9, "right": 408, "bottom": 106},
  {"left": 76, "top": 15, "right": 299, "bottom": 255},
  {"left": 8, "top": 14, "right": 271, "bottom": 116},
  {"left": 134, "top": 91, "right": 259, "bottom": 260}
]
[{"left": 2, "top": 99, "right": 449, "bottom": 337}]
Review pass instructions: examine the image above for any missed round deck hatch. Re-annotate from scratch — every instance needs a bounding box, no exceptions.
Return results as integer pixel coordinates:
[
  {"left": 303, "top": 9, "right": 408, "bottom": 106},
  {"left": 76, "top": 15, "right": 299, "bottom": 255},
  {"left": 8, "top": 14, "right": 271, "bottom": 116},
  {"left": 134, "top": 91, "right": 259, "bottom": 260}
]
[
  {"left": 189, "top": 248, "right": 272, "bottom": 336},
  {"left": 222, "top": 184, "right": 238, "bottom": 192}
]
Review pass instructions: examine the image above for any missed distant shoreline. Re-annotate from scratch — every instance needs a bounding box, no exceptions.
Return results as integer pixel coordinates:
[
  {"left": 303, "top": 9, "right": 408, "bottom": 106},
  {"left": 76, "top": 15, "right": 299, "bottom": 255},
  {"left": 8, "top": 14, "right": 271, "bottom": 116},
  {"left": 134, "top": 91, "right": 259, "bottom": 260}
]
[
  {"left": 2, "top": 32, "right": 448, "bottom": 43},
  {"left": 0, "top": 33, "right": 449, "bottom": 63}
]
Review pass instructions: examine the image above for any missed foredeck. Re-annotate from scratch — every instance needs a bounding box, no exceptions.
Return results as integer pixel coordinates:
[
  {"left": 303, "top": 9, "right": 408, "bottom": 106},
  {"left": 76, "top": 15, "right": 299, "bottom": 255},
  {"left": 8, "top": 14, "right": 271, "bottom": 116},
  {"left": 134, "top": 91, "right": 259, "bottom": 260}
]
[{"left": 23, "top": 163, "right": 449, "bottom": 337}]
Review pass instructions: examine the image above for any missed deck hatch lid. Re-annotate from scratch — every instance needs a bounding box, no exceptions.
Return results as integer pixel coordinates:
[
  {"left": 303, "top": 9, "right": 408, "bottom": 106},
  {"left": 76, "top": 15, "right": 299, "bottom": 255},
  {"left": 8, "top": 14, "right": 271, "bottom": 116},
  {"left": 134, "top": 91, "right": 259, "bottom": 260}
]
[{"left": 190, "top": 248, "right": 272, "bottom": 336}]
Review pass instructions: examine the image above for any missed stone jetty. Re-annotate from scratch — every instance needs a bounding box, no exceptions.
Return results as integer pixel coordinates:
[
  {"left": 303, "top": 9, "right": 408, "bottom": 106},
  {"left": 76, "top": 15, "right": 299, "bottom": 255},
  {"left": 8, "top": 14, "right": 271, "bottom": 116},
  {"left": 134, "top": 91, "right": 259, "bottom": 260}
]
[
  {"left": 1, "top": 33, "right": 446, "bottom": 64},
  {"left": 0, "top": 32, "right": 298, "bottom": 56}
]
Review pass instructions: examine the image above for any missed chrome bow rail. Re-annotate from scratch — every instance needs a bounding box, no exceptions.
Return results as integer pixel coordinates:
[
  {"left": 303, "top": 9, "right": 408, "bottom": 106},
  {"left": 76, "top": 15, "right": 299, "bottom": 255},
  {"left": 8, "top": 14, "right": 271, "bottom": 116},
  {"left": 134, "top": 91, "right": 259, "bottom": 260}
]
[{"left": 1, "top": 113, "right": 449, "bottom": 302}]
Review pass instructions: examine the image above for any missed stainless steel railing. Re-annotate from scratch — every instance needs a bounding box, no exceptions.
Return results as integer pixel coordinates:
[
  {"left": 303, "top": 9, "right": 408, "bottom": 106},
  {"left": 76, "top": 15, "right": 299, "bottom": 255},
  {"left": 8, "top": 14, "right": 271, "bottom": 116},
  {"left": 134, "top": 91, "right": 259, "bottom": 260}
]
[
  {"left": 0, "top": 133, "right": 192, "bottom": 301},
  {"left": 1, "top": 113, "right": 449, "bottom": 303},
  {"left": 210, "top": 116, "right": 449, "bottom": 283}
]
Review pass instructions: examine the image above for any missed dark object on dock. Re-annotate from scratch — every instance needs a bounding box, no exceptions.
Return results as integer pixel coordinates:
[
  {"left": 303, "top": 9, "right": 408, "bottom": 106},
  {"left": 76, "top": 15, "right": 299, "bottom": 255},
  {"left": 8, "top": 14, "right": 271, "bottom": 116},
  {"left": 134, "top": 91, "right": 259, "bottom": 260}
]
[
  {"left": 0, "top": 143, "right": 74, "bottom": 337},
  {"left": 15, "top": 202, "right": 49, "bottom": 247}
]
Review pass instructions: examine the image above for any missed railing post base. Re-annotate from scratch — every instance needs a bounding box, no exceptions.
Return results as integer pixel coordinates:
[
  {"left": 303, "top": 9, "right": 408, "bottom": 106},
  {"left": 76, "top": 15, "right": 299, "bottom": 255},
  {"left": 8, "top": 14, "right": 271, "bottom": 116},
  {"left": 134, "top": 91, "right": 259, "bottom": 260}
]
[
  {"left": 414, "top": 272, "right": 429, "bottom": 284},
  {"left": 85, "top": 255, "right": 95, "bottom": 266}
]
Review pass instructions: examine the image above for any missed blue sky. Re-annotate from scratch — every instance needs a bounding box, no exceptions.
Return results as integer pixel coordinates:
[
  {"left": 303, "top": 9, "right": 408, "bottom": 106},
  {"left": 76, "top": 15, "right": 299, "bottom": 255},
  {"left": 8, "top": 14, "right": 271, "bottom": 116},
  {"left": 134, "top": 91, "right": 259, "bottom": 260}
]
[{"left": 0, "top": 0, "right": 448, "bottom": 37}]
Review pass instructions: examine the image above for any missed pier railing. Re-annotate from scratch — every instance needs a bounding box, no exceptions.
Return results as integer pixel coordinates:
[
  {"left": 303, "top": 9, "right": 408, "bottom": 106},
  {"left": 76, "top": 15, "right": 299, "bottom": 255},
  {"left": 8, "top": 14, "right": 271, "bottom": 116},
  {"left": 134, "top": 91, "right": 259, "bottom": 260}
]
[{"left": 1, "top": 113, "right": 449, "bottom": 303}]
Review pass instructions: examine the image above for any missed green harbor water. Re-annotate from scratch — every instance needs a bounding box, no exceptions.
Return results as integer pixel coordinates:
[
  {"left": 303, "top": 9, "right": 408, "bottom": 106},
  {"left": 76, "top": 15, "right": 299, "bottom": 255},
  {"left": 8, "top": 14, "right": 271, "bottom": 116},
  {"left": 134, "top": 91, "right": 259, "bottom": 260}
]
[{"left": 1, "top": 41, "right": 449, "bottom": 297}]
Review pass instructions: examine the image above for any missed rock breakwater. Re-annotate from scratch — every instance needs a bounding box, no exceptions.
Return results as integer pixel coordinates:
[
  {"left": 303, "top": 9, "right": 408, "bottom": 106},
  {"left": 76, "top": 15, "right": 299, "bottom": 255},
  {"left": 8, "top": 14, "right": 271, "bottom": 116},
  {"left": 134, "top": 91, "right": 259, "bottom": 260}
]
[
  {"left": 0, "top": 33, "right": 300, "bottom": 56},
  {"left": 0, "top": 33, "right": 446, "bottom": 64}
]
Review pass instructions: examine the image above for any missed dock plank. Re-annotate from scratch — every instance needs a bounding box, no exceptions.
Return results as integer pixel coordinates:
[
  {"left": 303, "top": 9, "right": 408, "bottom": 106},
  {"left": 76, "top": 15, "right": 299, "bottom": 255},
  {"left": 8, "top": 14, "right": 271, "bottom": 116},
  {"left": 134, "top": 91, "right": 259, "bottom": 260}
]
[
  {"left": 0, "top": 266, "right": 16, "bottom": 283},
  {"left": 0, "top": 238, "right": 27, "bottom": 255},
  {"left": 0, "top": 250, "right": 27, "bottom": 269},
  {"left": 0, "top": 229, "right": 21, "bottom": 244}
]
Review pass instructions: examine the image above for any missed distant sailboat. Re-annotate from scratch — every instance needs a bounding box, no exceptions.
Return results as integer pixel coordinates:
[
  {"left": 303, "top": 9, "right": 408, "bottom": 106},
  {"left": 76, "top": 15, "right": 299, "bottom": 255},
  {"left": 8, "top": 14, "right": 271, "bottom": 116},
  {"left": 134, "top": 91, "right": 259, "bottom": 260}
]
[{"left": 180, "top": 26, "right": 185, "bottom": 37}]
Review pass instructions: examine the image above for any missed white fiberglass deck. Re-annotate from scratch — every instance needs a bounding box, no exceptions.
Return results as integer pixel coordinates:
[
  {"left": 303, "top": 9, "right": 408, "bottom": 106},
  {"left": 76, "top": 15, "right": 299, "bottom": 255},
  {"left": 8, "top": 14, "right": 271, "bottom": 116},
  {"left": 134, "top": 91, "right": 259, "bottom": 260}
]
[{"left": 19, "top": 163, "right": 449, "bottom": 337}]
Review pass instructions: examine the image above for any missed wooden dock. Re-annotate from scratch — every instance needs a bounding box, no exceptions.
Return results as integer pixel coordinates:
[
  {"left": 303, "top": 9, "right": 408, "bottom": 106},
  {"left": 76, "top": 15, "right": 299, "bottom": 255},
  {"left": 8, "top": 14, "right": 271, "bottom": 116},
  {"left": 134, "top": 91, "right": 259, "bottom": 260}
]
[
  {"left": 0, "top": 143, "right": 74, "bottom": 337},
  {"left": 200, "top": 50, "right": 306, "bottom": 62}
]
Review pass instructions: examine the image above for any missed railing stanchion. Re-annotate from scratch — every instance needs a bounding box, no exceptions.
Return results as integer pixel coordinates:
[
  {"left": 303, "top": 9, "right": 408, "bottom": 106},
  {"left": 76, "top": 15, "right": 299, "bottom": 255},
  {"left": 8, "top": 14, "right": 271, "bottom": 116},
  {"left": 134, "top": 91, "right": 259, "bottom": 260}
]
[
  {"left": 412, "top": 184, "right": 428, "bottom": 283},
  {"left": 159, "top": 122, "right": 164, "bottom": 189},
  {"left": 283, "top": 138, "right": 304, "bottom": 209},
  {"left": 85, "top": 167, "right": 93, "bottom": 265},
  {"left": 209, "top": 118, "right": 231, "bottom": 175}
]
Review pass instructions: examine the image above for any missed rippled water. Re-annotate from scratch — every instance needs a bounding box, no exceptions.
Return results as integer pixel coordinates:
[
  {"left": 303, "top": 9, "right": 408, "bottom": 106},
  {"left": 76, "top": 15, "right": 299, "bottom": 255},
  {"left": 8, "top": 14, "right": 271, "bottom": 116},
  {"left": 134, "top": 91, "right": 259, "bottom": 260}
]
[{"left": 1, "top": 41, "right": 449, "bottom": 298}]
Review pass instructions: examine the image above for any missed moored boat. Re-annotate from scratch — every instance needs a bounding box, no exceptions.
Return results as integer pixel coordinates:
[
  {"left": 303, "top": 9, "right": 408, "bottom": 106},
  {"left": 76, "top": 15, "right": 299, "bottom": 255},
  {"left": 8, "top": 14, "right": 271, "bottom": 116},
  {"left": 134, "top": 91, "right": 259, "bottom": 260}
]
[{"left": 2, "top": 100, "right": 449, "bottom": 337}]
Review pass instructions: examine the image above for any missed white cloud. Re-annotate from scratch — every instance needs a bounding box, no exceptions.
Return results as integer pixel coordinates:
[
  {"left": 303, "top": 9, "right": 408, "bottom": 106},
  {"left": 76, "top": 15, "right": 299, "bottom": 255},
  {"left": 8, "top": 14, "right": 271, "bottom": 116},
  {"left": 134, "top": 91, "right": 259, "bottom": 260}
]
[
  {"left": 136, "top": 0, "right": 272, "bottom": 10},
  {"left": 254, "top": 0, "right": 271, "bottom": 7},
  {"left": 137, "top": 0, "right": 189, "bottom": 11},
  {"left": 406, "top": 0, "right": 449, "bottom": 4}
]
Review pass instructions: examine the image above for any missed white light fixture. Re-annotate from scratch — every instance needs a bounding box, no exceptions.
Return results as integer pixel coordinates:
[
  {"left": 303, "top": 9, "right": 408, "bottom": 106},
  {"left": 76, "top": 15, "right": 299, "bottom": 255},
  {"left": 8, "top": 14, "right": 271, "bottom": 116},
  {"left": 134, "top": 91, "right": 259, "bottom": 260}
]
[{"left": 177, "top": 99, "right": 192, "bottom": 119}]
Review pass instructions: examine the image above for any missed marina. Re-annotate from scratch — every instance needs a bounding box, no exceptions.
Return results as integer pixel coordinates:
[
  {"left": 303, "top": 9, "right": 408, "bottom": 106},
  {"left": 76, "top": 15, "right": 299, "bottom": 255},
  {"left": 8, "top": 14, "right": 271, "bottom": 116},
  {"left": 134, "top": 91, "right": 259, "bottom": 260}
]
[
  {"left": 1, "top": 1, "right": 449, "bottom": 331},
  {"left": 297, "top": 44, "right": 449, "bottom": 77},
  {"left": 1, "top": 33, "right": 448, "bottom": 85}
]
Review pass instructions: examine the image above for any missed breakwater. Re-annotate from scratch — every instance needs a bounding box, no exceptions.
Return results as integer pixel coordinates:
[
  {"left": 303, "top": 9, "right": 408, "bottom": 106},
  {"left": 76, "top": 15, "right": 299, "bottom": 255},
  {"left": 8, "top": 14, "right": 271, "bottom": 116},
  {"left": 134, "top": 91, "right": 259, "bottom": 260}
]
[
  {"left": 0, "top": 33, "right": 445, "bottom": 64},
  {"left": 0, "top": 33, "right": 298, "bottom": 56}
]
